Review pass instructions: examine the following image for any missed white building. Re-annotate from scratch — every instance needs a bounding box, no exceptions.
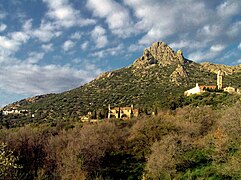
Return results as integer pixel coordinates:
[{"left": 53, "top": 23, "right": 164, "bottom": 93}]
[
  {"left": 224, "top": 86, "right": 236, "bottom": 93},
  {"left": 184, "top": 83, "right": 202, "bottom": 96},
  {"left": 184, "top": 71, "right": 222, "bottom": 96},
  {"left": 2, "top": 109, "right": 21, "bottom": 115}
]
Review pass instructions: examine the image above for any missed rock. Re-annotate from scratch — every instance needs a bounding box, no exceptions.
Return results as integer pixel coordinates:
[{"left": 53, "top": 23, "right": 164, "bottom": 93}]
[
  {"left": 200, "top": 62, "right": 241, "bottom": 75},
  {"left": 96, "top": 72, "right": 114, "bottom": 80},
  {"left": 170, "top": 64, "right": 189, "bottom": 85},
  {"left": 176, "top": 49, "right": 185, "bottom": 65},
  {"left": 133, "top": 41, "right": 186, "bottom": 68}
]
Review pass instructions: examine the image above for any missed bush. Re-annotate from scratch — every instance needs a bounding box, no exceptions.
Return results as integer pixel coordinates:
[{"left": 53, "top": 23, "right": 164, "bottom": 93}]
[{"left": 0, "top": 142, "right": 21, "bottom": 179}]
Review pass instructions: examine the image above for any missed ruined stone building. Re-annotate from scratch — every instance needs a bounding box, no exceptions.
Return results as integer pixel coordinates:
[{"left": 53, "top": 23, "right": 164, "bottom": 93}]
[{"left": 108, "top": 105, "right": 139, "bottom": 119}]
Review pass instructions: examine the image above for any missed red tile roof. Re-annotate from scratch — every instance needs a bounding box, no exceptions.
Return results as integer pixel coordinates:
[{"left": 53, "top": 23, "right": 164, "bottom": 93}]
[{"left": 199, "top": 85, "right": 217, "bottom": 90}]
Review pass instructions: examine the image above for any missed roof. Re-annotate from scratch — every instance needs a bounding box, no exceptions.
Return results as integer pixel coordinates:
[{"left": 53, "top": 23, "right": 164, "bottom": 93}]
[
  {"left": 111, "top": 107, "right": 139, "bottom": 112},
  {"left": 199, "top": 85, "right": 216, "bottom": 90},
  {"left": 111, "top": 107, "right": 132, "bottom": 110}
]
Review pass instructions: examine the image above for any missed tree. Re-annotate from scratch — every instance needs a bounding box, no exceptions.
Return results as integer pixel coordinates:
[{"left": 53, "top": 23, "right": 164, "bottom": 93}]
[
  {"left": 92, "top": 110, "right": 97, "bottom": 119},
  {"left": 0, "top": 142, "right": 21, "bottom": 179}
]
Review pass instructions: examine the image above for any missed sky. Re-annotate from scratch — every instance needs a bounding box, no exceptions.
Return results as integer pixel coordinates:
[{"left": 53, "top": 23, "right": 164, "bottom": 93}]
[{"left": 0, "top": 0, "right": 241, "bottom": 107}]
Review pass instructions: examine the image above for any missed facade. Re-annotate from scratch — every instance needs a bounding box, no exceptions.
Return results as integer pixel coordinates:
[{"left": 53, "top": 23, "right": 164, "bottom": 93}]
[
  {"left": 2, "top": 109, "right": 29, "bottom": 116},
  {"left": 224, "top": 86, "right": 236, "bottom": 93},
  {"left": 81, "top": 111, "right": 92, "bottom": 121},
  {"left": 199, "top": 85, "right": 217, "bottom": 91},
  {"left": 108, "top": 105, "right": 139, "bottom": 119},
  {"left": 184, "top": 83, "right": 202, "bottom": 96},
  {"left": 217, "top": 70, "right": 222, "bottom": 89},
  {"left": 2, "top": 109, "right": 21, "bottom": 115},
  {"left": 237, "top": 89, "right": 241, "bottom": 94},
  {"left": 184, "top": 84, "right": 217, "bottom": 96},
  {"left": 184, "top": 71, "right": 222, "bottom": 96}
]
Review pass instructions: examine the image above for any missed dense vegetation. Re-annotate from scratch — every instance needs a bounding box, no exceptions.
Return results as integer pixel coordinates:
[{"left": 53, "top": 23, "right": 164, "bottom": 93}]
[
  {"left": 1, "top": 91, "right": 239, "bottom": 129},
  {"left": 1, "top": 101, "right": 241, "bottom": 179}
]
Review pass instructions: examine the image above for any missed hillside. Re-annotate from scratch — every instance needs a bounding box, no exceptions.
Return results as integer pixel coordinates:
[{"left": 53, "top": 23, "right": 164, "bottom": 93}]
[
  {"left": 1, "top": 104, "right": 241, "bottom": 179},
  {"left": 2, "top": 42, "right": 241, "bottom": 124}
]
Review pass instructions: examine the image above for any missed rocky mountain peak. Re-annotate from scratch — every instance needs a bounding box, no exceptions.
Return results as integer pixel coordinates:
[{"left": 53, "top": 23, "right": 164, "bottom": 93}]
[{"left": 133, "top": 41, "right": 186, "bottom": 68}]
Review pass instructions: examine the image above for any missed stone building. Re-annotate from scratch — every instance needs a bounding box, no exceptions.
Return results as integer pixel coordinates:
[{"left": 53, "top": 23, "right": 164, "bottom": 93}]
[
  {"left": 108, "top": 105, "right": 139, "bottom": 119},
  {"left": 224, "top": 86, "right": 236, "bottom": 93},
  {"left": 217, "top": 70, "right": 222, "bottom": 89},
  {"left": 237, "top": 89, "right": 241, "bottom": 94}
]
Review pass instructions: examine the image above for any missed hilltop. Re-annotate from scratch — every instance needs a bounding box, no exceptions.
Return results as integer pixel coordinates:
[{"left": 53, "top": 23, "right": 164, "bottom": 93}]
[{"left": 2, "top": 42, "right": 241, "bottom": 124}]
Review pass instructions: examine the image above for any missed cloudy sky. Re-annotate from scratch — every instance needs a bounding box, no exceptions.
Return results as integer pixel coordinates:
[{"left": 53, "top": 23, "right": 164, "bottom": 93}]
[{"left": 0, "top": 0, "right": 241, "bottom": 107}]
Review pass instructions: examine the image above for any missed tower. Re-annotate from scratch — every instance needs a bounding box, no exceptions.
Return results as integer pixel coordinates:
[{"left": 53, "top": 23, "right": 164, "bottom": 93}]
[
  {"left": 217, "top": 70, "right": 222, "bottom": 89},
  {"left": 108, "top": 104, "right": 111, "bottom": 119}
]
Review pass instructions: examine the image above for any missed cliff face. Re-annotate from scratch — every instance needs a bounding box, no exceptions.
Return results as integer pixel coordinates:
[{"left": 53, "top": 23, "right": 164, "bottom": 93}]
[
  {"left": 132, "top": 42, "right": 190, "bottom": 85},
  {"left": 133, "top": 42, "right": 188, "bottom": 67}
]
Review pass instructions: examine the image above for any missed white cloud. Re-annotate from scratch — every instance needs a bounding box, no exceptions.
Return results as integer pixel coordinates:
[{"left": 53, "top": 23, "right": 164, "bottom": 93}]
[
  {"left": 217, "top": 0, "right": 241, "bottom": 18},
  {"left": 22, "top": 19, "right": 33, "bottom": 31},
  {"left": 128, "top": 44, "right": 145, "bottom": 52},
  {"left": 10, "top": 31, "right": 29, "bottom": 43},
  {"left": 86, "top": 0, "right": 134, "bottom": 37},
  {"left": 238, "top": 43, "right": 241, "bottom": 50},
  {"left": 227, "top": 21, "right": 241, "bottom": 38},
  {"left": 170, "top": 40, "right": 191, "bottom": 50},
  {"left": 43, "top": 0, "right": 95, "bottom": 28},
  {"left": 0, "top": 36, "right": 20, "bottom": 51},
  {"left": 124, "top": 0, "right": 212, "bottom": 45},
  {"left": 188, "top": 50, "right": 220, "bottom": 62},
  {"left": 91, "top": 26, "right": 108, "bottom": 48},
  {"left": 170, "top": 40, "right": 211, "bottom": 51},
  {"left": 198, "top": 24, "right": 223, "bottom": 39},
  {"left": 0, "top": 30, "right": 30, "bottom": 61},
  {"left": 91, "top": 44, "right": 124, "bottom": 58},
  {"left": 41, "top": 43, "right": 53, "bottom": 52},
  {"left": 25, "top": 52, "right": 45, "bottom": 64},
  {"left": 70, "top": 32, "right": 82, "bottom": 40},
  {"left": 0, "top": 24, "right": 7, "bottom": 32},
  {"left": 0, "top": 62, "right": 102, "bottom": 95},
  {"left": 62, "top": 40, "right": 75, "bottom": 51},
  {"left": 81, "top": 41, "right": 89, "bottom": 51},
  {"left": 31, "top": 21, "right": 62, "bottom": 42},
  {"left": 210, "top": 44, "right": 226, "bottom": 52}
]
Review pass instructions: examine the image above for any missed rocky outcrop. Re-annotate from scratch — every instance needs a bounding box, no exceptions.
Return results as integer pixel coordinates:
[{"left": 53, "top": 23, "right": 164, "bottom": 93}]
[
  {"left": 132, "top": 41, "right": 190, "bottom": 85},
  {"left": 170, "top": 64, "right": 189, "bottom": 85},
  {"left": 201, "top": 62, "right": 241, "bottom": 75},
  {"left": 133, "top": 42, "right": 187, "bottom": 68}
]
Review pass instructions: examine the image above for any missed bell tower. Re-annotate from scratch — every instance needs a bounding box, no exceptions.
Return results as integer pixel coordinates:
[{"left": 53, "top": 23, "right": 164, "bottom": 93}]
[
  {"left": 217, "top": 70, "right": 222, "bottom": 89},
  {"left": 108, "top": 104, "right": 111, "bottom": 119}
]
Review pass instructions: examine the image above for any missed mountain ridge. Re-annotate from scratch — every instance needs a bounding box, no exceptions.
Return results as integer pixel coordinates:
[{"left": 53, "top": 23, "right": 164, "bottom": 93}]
[{"left": 2, "top": 41, "right": 241, "bottom": 123}]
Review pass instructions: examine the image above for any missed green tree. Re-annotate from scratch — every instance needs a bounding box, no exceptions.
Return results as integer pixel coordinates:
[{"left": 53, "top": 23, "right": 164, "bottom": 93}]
[
  {"left": 0, "top": 142, "right": 21, "bottom": 179},
  {"left": 92, "top": 110, "right": 97, "bottom": 119}
]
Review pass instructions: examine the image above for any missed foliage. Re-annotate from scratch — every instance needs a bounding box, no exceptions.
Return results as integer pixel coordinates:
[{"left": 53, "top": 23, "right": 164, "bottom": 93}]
[
  {"left": 1, "top": 102, "right": 241, "bottom": 179},
  {"left": 0, "top": 142, "right": 21, "bottom": 179}
]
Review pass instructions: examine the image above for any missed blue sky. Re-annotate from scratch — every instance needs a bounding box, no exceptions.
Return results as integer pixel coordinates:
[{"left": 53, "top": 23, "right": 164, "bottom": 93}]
[{"left": 0, "top": 0, "right": 241, "bottom": 107}]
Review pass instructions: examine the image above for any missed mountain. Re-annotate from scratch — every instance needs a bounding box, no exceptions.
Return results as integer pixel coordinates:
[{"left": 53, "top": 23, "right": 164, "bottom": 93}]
[{"left": 3, "top": 42, "right": 241, "bottom": 123}]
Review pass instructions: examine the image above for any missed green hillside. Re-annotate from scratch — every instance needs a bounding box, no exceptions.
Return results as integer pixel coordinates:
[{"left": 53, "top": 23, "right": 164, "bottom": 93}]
[{"left": 2, "top": 42, "right": 241, "bottom": 126}]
